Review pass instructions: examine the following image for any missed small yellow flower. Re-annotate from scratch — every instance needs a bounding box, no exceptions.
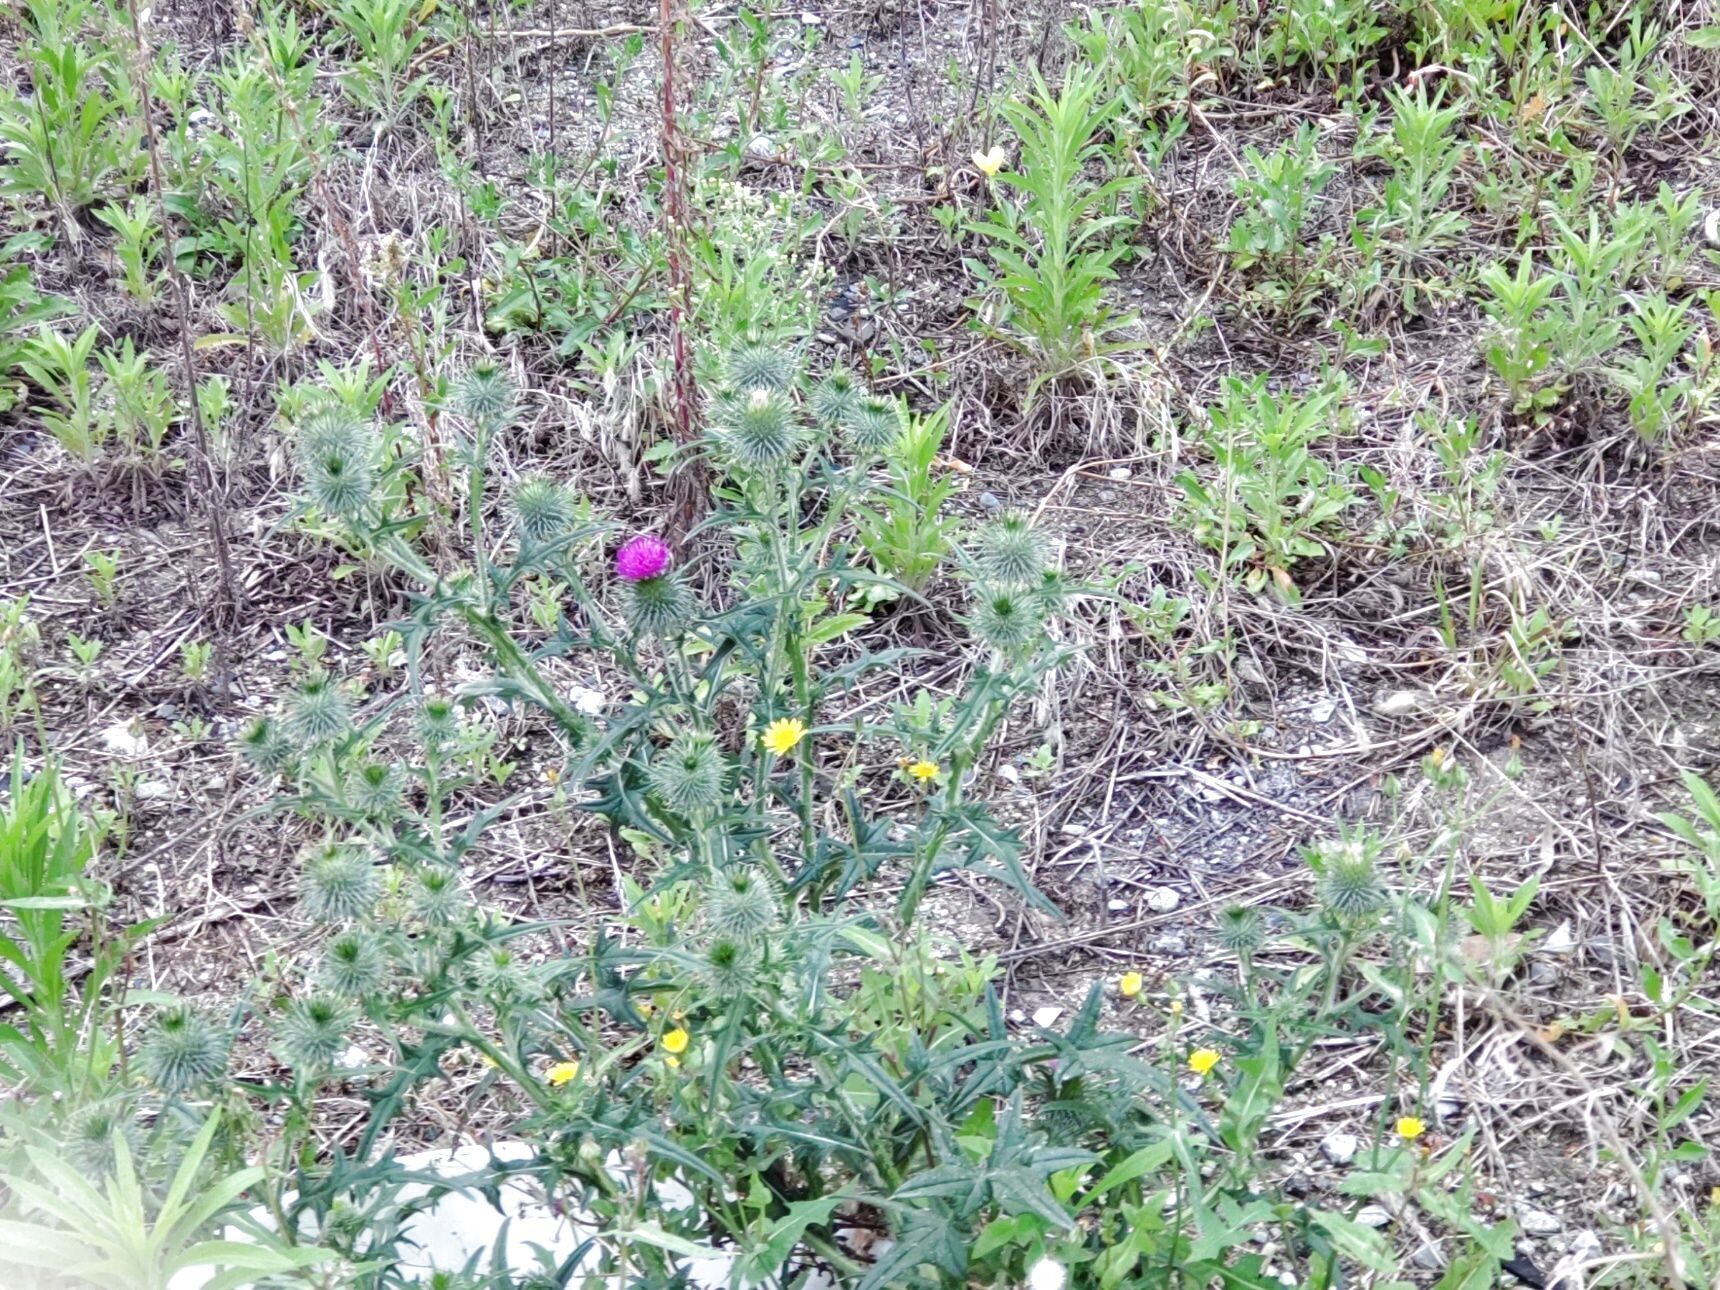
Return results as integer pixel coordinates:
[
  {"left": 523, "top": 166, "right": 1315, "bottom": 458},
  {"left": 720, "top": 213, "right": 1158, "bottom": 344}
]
[
  {"left": 662, "top": 1026, "right": 690, "bottom": 1055},
  {"left": 1395, "top": 1115, "right": 1426, "bottom": 1141},
  {"left": 544, "top": 1059, "right": 580, "bottom": 1087},
  {"left": 908, "top": 760, "right": 940, "bottom": 783},
  {"left": 972, "top": 144, "right": 1007, "bottom": 177},
  {"left": 665, "top": 1055, "right": 681, "bottom": 1070},
  {"left": 1169, "top": 999, "right": 1183, "bottom": 1016},
  {"left": 1188, "top": 1048, "right": 1221, "bottom": 1076},
  {"left": 760, "top": 718, "right": 807, "bottom": 755},
  {"left": 1118, "top": 971, "right": 1143, "bottom": 999}
]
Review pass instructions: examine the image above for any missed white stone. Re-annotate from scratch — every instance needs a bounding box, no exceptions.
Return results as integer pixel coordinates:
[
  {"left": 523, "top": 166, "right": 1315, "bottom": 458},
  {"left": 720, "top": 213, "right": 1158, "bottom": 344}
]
[
  {"left": 1320, "top": 1131, "right": 1359, "bottom": 1165},
  {"left": 134, "top": 780, "right": 172, "bottom": 801},
  {"left": 1518, "top": 1206, "right": 1562, "bottom": 1236},
  {"left": 1032, "top": 1005, "right": 1064, "bottom": 1028},
  {"left": 1106, "top": 898, "right": 1131, "bottom": 912},
  {"left": 101, "top": 722, "right": 149, "bottom": 757},
  {"left": 1107, "top": 467, "right": 1132, "bottom": 480},
  {"left": 1145, "top": 887, "right": 1181, "bottom": 913},
  {"left": 1356, "top": 1204, "right": 1393, "bottom": 1229}
]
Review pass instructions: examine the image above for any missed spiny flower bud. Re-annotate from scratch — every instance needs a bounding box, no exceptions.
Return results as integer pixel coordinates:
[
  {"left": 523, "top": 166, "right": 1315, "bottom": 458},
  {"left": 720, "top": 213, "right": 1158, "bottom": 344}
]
[
  {"left": 64, "top": 1101, "right": 142, "bottom": 1177},
  {"left": 969, "top": 586, "right": 1044, "bottom": 652},
  {"left": 298, "top": 842, "right": 382, "bottom": 923},
  {"left": 704, "top": 867, "right": 779, "bottom": 942},
  {"left": 410, "top": 865, "right": 466, "bottom": 926},
  {"left": 723, "top": 342, "right": 796, "bottom": 394},
  {"left": 811, "top": 368, "right": 864, "bottom": 427},
  {"left": 346, "top": 761, "right": 405, "bottom": 818},
  {"left": 137, "top": 1005, "right": 228, "bottom": 1093},
  {"left": 843, "top": 394, "right": 905, "bottom": 452},
  {"left": 513, "top": 476, "right": 574, "bottom": 543},
  {"left": 320, "top": 929, "right": 388, "bottom": 998},
  {"left": 453, "top": 360, "right": 516, "bottom": 431},
  {"left": 714, "top": 386, "right": 800, "bottom": 468},
  {"left": 648, "top": 733, "right": 728, "bottom": 813},
  {"left": 237, "top": 715, "right": 295, "bottom": 772},
  {"left": 284, "top": 671, "right": 352, "bottom": 747},
  {"left": 622, "top": 573, "right": 694, "bottom": 637},
  {"left": 973, "top": 514, "right": 1050, "bottom": 589},
  {"left": 276, "top": 994, "right": 354, "bottom": 1071},
  {"left": 1316, "top": 839, "right": 1387, "bottom": 919},
  {"left": 700, "top": 935, "right": 760, "bottom": 998},
  {"left": 1214, "top": 905, "right": 1267, "bottom": 955},
  {"left": 417, "top": 694, "right": 459, "bottom": 749},
  {"left": 297, "top": 409, "right": 376, "bottom": 520}
]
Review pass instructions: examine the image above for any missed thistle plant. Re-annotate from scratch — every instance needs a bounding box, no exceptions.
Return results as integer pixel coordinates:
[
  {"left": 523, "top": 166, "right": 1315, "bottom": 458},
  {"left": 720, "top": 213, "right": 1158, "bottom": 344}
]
[{"left": 215, "top": 346, "right": 1093, "bottom": 1281}]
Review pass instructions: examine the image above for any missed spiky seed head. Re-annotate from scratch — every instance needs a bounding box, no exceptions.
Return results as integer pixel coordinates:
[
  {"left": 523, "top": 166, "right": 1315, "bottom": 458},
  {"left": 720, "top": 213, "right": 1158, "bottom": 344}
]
[
  {"left": 347, "top": 761, "right": 405, "bottom": 818},
  {"left": 417, "top": 694, "right": 459, "bottom": 748},
  {"left": 622, "top": 574, "right": 694, "bottom": 637},
  {"left": 843, "top": 394, "right": 905, "bottom": 451},
  {"left": 648, "top": 734, "right": 728, "bottom": 813},
  {"left": 238, "top": 715, "right": 295, "bottom": 772},
  {"left": 299, "top": 842, "right": 382, "bottom": 923},
  {"left": 811, "top": 368, "right": 864, "bottom": 427},
  {"left": 969, "top": 587, "right": 1044, "bottom": 652},
  {"left": 723, "top": 343, "right": 797, "bottom": 394},
  {"left": 284, "top": 672, "right": 352, "bottom": 747},
  {"left": 704, "top": 868, "right": 779, "bottom": 942},
  {"left": 1214, "top": 905, "right": 1267, "bottom": 955},
  {"left": 1317, "top": 842, "right": 1387, "bottom": 919},
  {"left": 297, "top": 406, "right": 368, "bottom": 460},
  {"left": 973, "top": 514, "right": 1051, "bottom": 589},
  {"left": 469, "top": 945, "right": 541, "bottom": 1002},
  {"left": 276, "top": 994, "right": 354, "bottom": 1071},
  {"left": 64, "top": 1102, "right": 142, "bottom": 1177},
  {"left": 137, "top": 1006, "right": 227, "bottom": 1093},
  {"left": 320, "top": 929, "right": 388, "bottom": 998},
  {"left": 453, "top": 360, "right": 516, "bottom": 431},
  {"left": 297, "top": 411, "right": 376, "bottom": 520},
  {"left": 512, "top": 476, "right": 574, "bottom": 542},
  {"left": 715, "top": 386, "right": 800, "bottom": 468},
  {"left": 701, "top": 936, "right": 760, "bottom": 998},
  {"left": 410, "top": 865, "right": 466, "bottom": 926}
]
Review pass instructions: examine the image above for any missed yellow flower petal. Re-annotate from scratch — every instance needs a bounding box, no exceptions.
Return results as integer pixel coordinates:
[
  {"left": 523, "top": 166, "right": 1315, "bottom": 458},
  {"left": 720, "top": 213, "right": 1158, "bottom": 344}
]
[
  {"left": 545, "top": 1059, "right": 580, "bottom": 1086},
  {"left": 908, "top": 760, "right": 940, "bottom": 783},
  {"left": 661, "top": 1026, "right": 689, "bottom": 1055},
  {"left": 1188, "top": 1048, "right": 1221, "bottom": 1076},
  {"left": 1395, "top": 1115, "right": 1425, "bottom": 1141},
  {"left": 761, "top": 718, "right": 807, "bottom": 756},
  {"left": 1118, "top": 971, "right": 1143, "bottom": 999},
  {"left": 971, "top": 145, "right": 1007, "bottom": 177},
  {"left": 664, "top": 1055, "right": 680, "bottom": 1070}
]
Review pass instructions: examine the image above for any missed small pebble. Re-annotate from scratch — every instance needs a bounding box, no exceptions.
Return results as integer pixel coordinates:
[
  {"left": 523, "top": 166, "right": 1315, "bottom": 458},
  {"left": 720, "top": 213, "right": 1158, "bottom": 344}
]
[
  {"left": 1356, "top": 1205, "right": 1393, "bottom": 1229},
  {"left": 1320, "top": 1132, "right": 1359, "bottom": 1165},
  {"left": 1145, "top": 887, "right": 1181, "bottom": 913},
  {"left": 1518, "top": 1206, "right": 1562, "bottom": 1236},
  {"left": 1106, "top": 898, "right": 1130, "bottom": 913},
  {"left": 1411, "top": 1242, "right": 1446, "bottom": 1270},
  {"left": 1032, "top": 1005, "right": 1063, "bottom": 1028}
]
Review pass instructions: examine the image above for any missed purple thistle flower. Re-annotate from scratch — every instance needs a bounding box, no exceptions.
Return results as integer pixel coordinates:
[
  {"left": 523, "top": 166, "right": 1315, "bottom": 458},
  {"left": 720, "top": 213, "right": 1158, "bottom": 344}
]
[{"left": 615, "top": 534, "right": 672, "bottom": 582}]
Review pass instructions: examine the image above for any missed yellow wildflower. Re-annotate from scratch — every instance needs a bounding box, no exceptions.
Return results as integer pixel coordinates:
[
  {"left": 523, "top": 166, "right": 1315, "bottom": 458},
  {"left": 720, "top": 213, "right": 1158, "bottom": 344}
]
[
  {"left": 1188, "top": 1048, "right": 1221, "bottom": 1076},
  {"left": 908, "top": 760, "right": 940, "bottom": 783},
  {"left": 1395, "top": 1115, "right": 1426, "bottom": 1141},
  {"left": 665, "top": 1055, "right": 680, "bottom": 1070},
  {"left": 1169, "top": 999, "right": 1183, "bottom": 1016},
  {"left": 1118, "top": 971, "right": 1143, "bottom": 999},
  {"left": 544, "top": 1060, "right": 580, "bottom": 1087},
  {"left": 760, "top": 718, "right": 807, "bottom": 755},
  {"left": 662, "top": 1026, "right": 690, "bottom": 1055},
  {"left": 972, "top": 144, "right": 1007, "bottom": 177}
]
